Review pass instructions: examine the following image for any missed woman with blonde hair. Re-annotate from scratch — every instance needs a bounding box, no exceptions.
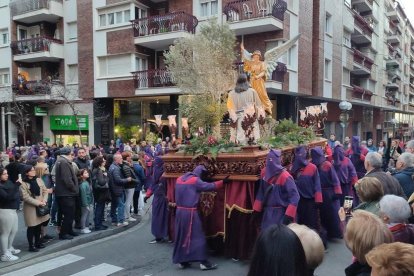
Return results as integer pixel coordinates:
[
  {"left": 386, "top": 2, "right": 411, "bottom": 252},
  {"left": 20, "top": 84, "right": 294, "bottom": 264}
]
[
  {"left": 366, "top": 242, "right": 414, "bottom": 276},
  {"left": 344, "top": 210, "right": 393, "bottom": 276},
  {"left": 35, "top": 163, "right": 54, "bottom": 242},
  {"left": 353, "top": 177, "right": 384, "bottom": 216}
]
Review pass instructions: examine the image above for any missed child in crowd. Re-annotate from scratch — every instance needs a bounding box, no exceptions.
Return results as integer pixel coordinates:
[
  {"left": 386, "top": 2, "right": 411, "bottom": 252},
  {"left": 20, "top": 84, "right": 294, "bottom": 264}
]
[{"left": 78, "top": 169, "right": 93, "bottom": 234}]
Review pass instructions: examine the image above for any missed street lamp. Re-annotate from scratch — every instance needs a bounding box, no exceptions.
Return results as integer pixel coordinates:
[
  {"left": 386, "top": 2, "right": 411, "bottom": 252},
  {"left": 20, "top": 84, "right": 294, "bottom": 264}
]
[
  {"left": 339, "top": 101, "right": 352, "bottom": 145},
  {"left": 390, "top": 118, "right": 398, "bottom": 138}
]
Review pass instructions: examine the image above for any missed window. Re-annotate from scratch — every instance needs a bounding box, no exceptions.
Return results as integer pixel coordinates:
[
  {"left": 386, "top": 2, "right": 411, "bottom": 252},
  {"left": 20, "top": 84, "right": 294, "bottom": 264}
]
[
  {"left": 343, "top": 31, "right": 351, "bottom": 47},
  {"left": 325, "top": 59, "right": 331, "bottom": 81},
  {"left": 116, "top": 11, "right": 123, "bottom": 24},
  {"left": 67, "top": 64, "right": 78, "bottom": 83},
  {"left": 124, "top": 10, "right": 130, "bottom": 21},
  {"left": 200, "top": 0, "right": 218, "bottom": 17},
  {"left": 67, "top": 22, "right": 77, "bottom": 40},
  {"left": 0, "top": 29, "right": 8, "bottom": 45},
  {"left": 0, "top": 68, "right": 10, "bottom": 86},
  {"left": 108, "top": 13, "right": 115, "bottom": 25},
  {"left": 99, "top": 14, "right": 106, "bottom": 27},
  {"left": 99, "top": 55, "right": 132, "bottom": 77},
  {"left": 342, "top": 68, "right": 350, "bottom": 85},
  {"left": 325, "top": 13, "right": 332, "bottom": 35},
  {"left": 135, "top": 7, "right": 147, "bottom": 19},
  {"left": 135, "top": 56, "right": 148, "bottom": 71},
  {"left": 99, "top": 9, "right": 132, "bottom": 27},
  {"left": 287, "top": 45, "right": 297, "bottom": 70}
]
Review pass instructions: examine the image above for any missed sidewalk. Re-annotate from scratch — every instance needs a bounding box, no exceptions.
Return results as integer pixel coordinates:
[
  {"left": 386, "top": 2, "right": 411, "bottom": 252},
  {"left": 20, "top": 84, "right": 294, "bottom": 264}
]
[{"left": 0, "top": 206, "right": 149, "bottom": 269}]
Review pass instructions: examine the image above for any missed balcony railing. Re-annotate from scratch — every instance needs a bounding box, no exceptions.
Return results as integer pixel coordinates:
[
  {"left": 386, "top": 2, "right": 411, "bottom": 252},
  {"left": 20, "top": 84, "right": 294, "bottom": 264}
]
[
  {"left": 10, "top": 0, "right": 62, "bottom": 16},
  {"left": 10, "top": 36, "right": 63, "bottom": 55},
  {"left": 132, "top": 69, "right": 175, "bottom": 89},
  {"left": 354, "top": 12, "right": 374, "bottom": 35},
  {"left": 353, "top": 49, "right": 374, "bottom": 70},
  {"left": 223, "top": 0, "right": 287, "bottom": 22},
  {"left": 131, "top": 12, "right": 198, "bottom": 37},
  {"left": 12, "top": 79, "right": 61, "bottom": 96},
  {"left": 352, "top": 85, "right": 373, "bottom": 101}
]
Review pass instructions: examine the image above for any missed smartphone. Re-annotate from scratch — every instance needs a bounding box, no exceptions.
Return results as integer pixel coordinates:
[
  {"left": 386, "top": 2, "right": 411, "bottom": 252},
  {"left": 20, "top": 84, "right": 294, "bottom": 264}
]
[
  {"left": 18, "top": 174, "right": 22, "bottom": 180},
  {"left": 344, "top": 196, "right": 353, "bottom": 215}
]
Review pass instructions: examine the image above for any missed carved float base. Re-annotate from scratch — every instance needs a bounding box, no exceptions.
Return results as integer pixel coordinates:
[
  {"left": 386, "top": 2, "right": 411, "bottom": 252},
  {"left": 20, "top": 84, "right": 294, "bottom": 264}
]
[{"left": 161, "top": 139, "right": 327, "bottom": 181}]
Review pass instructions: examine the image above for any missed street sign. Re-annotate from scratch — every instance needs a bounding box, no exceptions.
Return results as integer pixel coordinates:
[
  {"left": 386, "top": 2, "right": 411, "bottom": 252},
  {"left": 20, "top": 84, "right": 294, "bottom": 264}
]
[
  {"left": 34, "top": 106, "right": 48, "bottom": 116},
  {"left": 50, "top": 115, "right": 89, "bottom": 131}
]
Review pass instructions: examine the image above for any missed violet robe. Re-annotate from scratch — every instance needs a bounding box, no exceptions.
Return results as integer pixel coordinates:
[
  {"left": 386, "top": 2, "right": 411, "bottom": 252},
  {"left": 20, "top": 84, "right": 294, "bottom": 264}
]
[
  {"left": 346, "top": 136, "right": 368, "bottom": 179},
  {"left": 291, "top": 146, "right": 322, "bottom": 231},
  {"left": 333, "top": 145, "right": 358, "bottom": 206},
  {"left": 311, "top": 147, "right": 343, "bottom": 239},
  {"left": 253, "top": 149, "right": 299, "bottom": 231},
  {"left": 172, "top": 167, "right": 223, "bottom": 264},
  {"left": 146, "top": 157, "right": 168, "bottom": 240},
  {"left": 143, "top": 146, "right": 154, "bottom": 190}
]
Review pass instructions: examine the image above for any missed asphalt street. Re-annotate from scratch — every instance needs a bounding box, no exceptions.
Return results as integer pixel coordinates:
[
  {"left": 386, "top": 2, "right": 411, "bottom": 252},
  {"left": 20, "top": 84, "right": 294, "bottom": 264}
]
[{"left": 0, "top": 208, "right": 352, "bottom": 276}]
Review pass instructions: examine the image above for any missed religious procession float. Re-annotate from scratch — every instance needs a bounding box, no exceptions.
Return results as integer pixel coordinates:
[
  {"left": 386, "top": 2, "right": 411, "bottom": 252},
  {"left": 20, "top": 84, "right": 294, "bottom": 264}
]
[{"left": 156, "top": 21, "right": 328, "bottom": 260}]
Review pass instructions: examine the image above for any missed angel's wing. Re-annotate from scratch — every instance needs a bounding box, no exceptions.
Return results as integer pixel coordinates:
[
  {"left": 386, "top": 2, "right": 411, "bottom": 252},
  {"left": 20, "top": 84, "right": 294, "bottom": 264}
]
[
  {"left": 264, "top": 34, "right": 301, "bottom": 78},
  {"left": 242, "top": 48, "right": 252, "bottom": 61}
]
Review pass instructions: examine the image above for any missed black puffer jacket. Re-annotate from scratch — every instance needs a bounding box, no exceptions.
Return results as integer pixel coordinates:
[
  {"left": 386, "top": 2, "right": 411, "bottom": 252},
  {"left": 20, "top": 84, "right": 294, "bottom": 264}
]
[
  {"left": 120, "top": 162, "right": 139, "bottom": 189},
  {"left": 0, "top": 180, "right": 20, "bottom": 210}
]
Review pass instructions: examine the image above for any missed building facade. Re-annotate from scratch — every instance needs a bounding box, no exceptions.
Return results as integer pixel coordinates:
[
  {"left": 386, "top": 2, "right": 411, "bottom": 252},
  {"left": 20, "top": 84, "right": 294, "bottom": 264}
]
[{"left": 1, "top": 0, "right": 414, "bottom": 146}]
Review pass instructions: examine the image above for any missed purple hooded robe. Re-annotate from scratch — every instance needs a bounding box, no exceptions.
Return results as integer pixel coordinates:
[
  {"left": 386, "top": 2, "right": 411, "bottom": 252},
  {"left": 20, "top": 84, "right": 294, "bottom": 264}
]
[
  {"left": 333, "top": 145, "right": 358, "bottom": 206},
  {"left": 172, "top": 165, "right": 223, "bottom": 264},
  {"left": 291, "top": 146, "right": 322, "bottom": 230},
  {"left": 311, "top": 147, "right": 343, "bottom": 239},
  {"left": 146, "top": 156, "right": 168, "bottom": 240},
  {"left": 253, "top": 149, "right": 300, "bottom": 231},
  {"left": 346, "top": 136, "right": 368, "bottom": 179}
]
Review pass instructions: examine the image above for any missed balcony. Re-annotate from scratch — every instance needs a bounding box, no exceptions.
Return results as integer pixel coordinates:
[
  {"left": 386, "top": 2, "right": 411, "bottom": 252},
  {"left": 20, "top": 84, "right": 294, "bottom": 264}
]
[
  {"left": 387, "top": 9, "right": 399, "bottom": 22},
  {"left": 352, "top": 0, "right": 373, "bottom": 13},
  {"left": 10, "top": 0, "right": 63, "bottom": 24},
  {"left": 352, "top": 12, "right": 373, "bottom": 45},
  {"left": 12, "top": 79, "right": 62, "bottom": 100},
  {"left": 352, "top": 49, "right": 373, "bottom": 76},
  {"left": 351, "top": 85, "right": 373, "bottom": 102},
  {"left": 386, "top": 79, "right": 400, "bottom": 91},
  {"left": 223, "top": 0, "right": 286, "bottom": 36},
  {"left": 132, "top": 69, "right": 180, "bottom": 96},
  {"left": 387, "top": 33, "right": 401, "bottom": 45},
  {"left": 386, "top": 56, "right": 401, "bottom": 68},
  {"left": 266, "top": 62, "right": 287, "bottom": 91},
  {"left": 10, "top": 37, "right": 64, "bottom": 62},
  {"left": 132, "top": 12, "right": 198, "bottom": 51}
]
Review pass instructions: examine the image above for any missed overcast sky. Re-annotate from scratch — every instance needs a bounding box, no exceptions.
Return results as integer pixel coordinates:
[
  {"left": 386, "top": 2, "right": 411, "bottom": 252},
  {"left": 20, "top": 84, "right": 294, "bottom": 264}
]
[{"left": 399, "top": 0, "right": 414, "bottom": 25}]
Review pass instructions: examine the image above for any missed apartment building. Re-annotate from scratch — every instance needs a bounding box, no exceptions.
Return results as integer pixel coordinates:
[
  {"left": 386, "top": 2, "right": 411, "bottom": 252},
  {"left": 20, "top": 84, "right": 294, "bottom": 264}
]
[
  {"left": 1, "top": 0, "right": 414, "bottom": 146},
  {"left": 0, "top": 0, "right": 94, "bottom": 146}
]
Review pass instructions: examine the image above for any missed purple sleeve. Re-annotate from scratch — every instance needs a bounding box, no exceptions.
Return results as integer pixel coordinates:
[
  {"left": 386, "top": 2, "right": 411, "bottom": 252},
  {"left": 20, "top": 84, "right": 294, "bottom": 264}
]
[
  {"left": 253, "top": 179, "right": 265, "bottom": 212},
  {"left": 330, "top": 164, "right": 342, "bottom": 194},
  {"left": 313, "top": 168, "right": 323, "bottom": 203},
  {"left": 284, "top": 176, "right": 300, "bottom": 218},
  {"left": 347, "top": 160, "right": 358, "bottom": 185},
  {"left": 195, "top": 178, "right": 220, "bottom": 192}
]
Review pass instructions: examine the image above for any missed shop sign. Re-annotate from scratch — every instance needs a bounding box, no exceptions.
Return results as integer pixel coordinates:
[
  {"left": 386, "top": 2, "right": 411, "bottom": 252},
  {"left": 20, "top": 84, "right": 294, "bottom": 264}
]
[
  {"left": 50, "top": 115, "right": 89, "bottom": 131},
  {"left": 34, "top": 106, "right": 48, "bottom": 116}
]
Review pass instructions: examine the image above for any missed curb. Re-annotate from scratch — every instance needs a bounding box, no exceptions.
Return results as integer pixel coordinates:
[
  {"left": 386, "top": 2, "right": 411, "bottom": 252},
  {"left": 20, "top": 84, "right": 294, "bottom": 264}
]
[{"left": 0, "top": 213, "right": 150, "bottom": 271}]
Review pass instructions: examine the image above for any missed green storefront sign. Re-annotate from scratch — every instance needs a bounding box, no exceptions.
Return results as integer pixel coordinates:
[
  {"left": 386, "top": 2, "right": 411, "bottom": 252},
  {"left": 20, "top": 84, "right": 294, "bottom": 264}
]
[
  {"left": 34, "top": 106, "right": 47, "bottom": 116},
  {"left": 50, "top": 115, "right": 89, "bottom": 131}
]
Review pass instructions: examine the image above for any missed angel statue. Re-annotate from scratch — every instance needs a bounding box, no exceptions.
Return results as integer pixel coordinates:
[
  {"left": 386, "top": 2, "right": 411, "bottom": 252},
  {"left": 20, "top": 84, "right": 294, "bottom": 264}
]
[{"left": 240, "top": 34, "right": 301, "bottom": 116}]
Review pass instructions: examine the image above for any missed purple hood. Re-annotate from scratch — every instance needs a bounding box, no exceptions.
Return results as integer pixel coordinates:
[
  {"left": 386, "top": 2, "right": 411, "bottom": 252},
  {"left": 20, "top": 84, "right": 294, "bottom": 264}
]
[
  {"left": 351, "top": 136, "right": 361, "bottom": 155},
  {"left": 264, "top": 149, "right": 284, "bottom": 182},
  {"left": 181, "top": 165, "right": 207, "bottom": 181},
  {"left": 333, "top": 145, "right": 345, "bottom": 168},
  {"left": 311, "top": 147, "right": 326, "bottom": 166},
  {"left": 291, "top": 146, "right": 308, "bottom": 174}
]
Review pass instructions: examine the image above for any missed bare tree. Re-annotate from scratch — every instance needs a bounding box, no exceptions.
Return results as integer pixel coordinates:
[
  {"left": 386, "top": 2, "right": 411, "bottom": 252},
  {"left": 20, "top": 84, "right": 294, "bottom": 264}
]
[
  {"left": 50, "top": 84, "right": 87, "bottom": 146},
  {"left": 11, "top": 101, "right": 31, "bottom": 147}
]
